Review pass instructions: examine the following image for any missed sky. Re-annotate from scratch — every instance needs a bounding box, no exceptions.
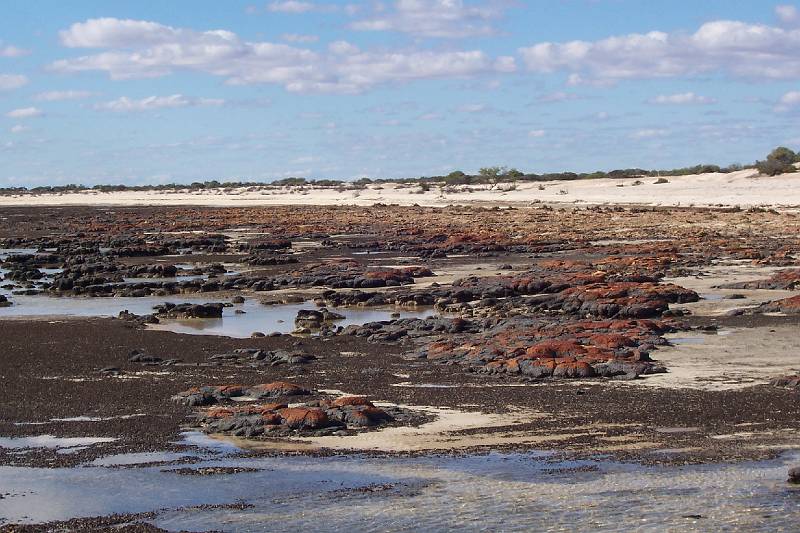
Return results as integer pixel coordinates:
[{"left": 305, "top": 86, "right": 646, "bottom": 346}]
[{"left": 1, "top": 0, "right": 800, "bottom": 186}]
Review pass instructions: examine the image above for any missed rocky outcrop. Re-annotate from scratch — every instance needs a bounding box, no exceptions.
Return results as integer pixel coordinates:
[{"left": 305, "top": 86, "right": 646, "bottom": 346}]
[
  {"left": 153, "top": 302, "right": 225, "bottom": 319},
  {"left": 718, "top": 269, "right": 800, "bottom": 291},
  {"left": 172, "top": 381, "right": 311, "bottom": 407},
  {"left": 294, "top": 308, "right": 345, "bottom": 329},
  {"left": 176, "top": 383, "right": 412, "bottom": 438},
  {"left": 770, "top": 375, "right": 800, "bottom": 388},
  {"left": 208, "top": 348, "right": 316, "bottom": 366}
]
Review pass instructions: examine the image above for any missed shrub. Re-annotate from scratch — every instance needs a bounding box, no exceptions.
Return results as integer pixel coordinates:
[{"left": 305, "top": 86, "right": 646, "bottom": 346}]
[
  {"left": 756, "top": 146, "right": 798, "bottom": 176},
  {"left": 444, "top": 171, "right": 470, "bottom": 185}
]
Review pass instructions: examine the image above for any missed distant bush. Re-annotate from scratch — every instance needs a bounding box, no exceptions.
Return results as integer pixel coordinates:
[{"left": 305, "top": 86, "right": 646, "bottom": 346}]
[
  {"left": 1, "top": 147, "right": 797, "bottom": 194},
  {"left": 654, "top": 177, "right": 669, "bottom": 184},
  {"left": 756, "top": 146, "right": 798, "bottom": 176},
  {"left": 443, "top": 170, "right": 470, "bottom": 185}
]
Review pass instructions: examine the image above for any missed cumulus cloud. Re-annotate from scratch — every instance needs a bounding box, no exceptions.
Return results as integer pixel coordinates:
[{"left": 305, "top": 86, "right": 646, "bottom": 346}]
[
  {"left": 350, "top": 0, "right": 506, "bottom": 38},
  {"left": 0, "top": 45, "right": 30, "bottom": 57},
  {"left": 34, "top": 90, "right": 95, "bottom": 101},
  {"left": 519, "top": 19, "right": 800, "bottom": 84},
  {"left": 631, "top": 128, "right": 668, "bottom": 139},
  {"left": 536, "top": 91, "right": 581, "bottom": 103},
  {"left": 647, "top": 92, "right": 716, "bottom": 105},
  {"left": 6, "top": 107, "right": 43, "bottom": 119},
  {"left": 281, "top": 33, "right": 319, "bottom": 43},
  {"left": 775, "top": 90, "right": 800, "bottom": 111},
  {"left": 457, "top": 103, "right": 487, "bottom": 113},
  {"left": 94, "top": 94, "right": 224, "bottom": 112},
  {"left": 10, "top": 124, "right": 28, "bottom": 133},
  {"left": 528, "top": 129, "right": 545, "bottom": 137},
  {"left": 267, "top": 1, "right": 316, "bottom": 13},
  {"left": 0, "top": 73, "right": 28, "bottom": 91},
  {"left": 776, "top": 5, "right": 799, "bottom": 25},
  {"left": 51, "top": 18, "right": 510, "bottom": 93}
]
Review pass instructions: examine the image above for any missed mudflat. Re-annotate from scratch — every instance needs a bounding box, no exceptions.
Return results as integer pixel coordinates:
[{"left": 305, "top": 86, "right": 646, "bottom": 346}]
[{"left": 1, "top": 202, "right": 799, "bottom": 529}]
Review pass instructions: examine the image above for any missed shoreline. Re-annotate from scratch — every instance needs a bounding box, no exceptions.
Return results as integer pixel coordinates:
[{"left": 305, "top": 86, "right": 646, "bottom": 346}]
[{"left": 1, "top": 169, "right": 799, "bottom": 209}]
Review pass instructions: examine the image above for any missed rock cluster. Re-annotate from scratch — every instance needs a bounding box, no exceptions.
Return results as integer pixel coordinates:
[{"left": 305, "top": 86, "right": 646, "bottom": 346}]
[
  {"left": 172, "top": 381, "right": 311, "bottom": 407},
  {"left": 770, "top": 375, "right": 800, "bottom": 388},
  {"left": 174, "top": 381, "right": 408, "bottom": 438},
  {"left": 208, "top": 348, "right": 315, "bottom": 366},
  {"left": 294, "top": 308, "right": 345, "bottom": 329},
  {"left": 153, "top": 302, "right": 225, "bottom": 319},
  {"left": 732, "top": 294, "right": 800, "bottom": 316},
  {"left": 195, "top": 396, "right": 400, "bottom": 437},
  {"left": 219, "top": 260, "right": 433, "bottom": 292},
  {"left": 719, "top": 269, "right": 800, "bottom": 291},
  {"left": 341, "top": 316, "right": 674, "bottom": 380}
]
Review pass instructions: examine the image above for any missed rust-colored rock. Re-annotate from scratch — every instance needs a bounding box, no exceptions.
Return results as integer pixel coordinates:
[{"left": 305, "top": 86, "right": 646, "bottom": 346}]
[
  {"left": 248, "top": 381, "right": 310, "bottom": 398},
  {"left": 279, "top": 407, "right": 330, "bottom": 430},
  {"left": 332, "top": 396, "right": 374, "bottom": 407}
]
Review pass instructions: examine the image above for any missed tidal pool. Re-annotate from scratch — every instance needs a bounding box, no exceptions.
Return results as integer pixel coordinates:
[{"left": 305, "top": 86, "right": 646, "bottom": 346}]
[
  {"left": 0, "top": 294, "right": 435, "bottom": 338},
  {"left": 149, "top": 299, "right": 434, "bottom": 338},
  {"left": 1, "top": 449, "right": 799, "bottom": 531}
]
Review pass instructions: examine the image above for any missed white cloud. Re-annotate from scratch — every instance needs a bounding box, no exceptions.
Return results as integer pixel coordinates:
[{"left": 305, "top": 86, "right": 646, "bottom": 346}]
[
  {"left": 780, "top": 90, "right": 800, "bottom": 104},
  {"left": 631, "top": 128, "right": 668, "bottom": 139},
  {"left": 94, "top": 94, "right": 224, "bottom": 112},
  {"left": 10, "top": 124, "right": 28, "bottom": 133},
  {"left": 776, "top": 5, "right": 799, "bottom": 25},
  {"left": 0, "top": 45, "right": 30, "bottom": 57},
  {"left": 528, "top": 129, "right": 545, "bottom": 137},
  {"left": 457, "top": 103, "right": 487, "bottom": 113},
  {"left": 51, "top": 18, "right": 509, "bottom": 94},
  {"left": 267, "top": 1, "right": 316, "bottom": 13},
  {"left": 350, "top": 0, "right": 506, "bottom": 38},
  {"left": 647, "top": 92, "right": 716, "bottom": 105},
  {"left": 537, "top": 91, "right": 580, "bottom": 103},
  {"left": 6, "top": 107, "right": 43, "bottom": 119},
  {"left": 281, "top": 33, "right": 319, "bottom": 43},
  {"left": 0, "top": 74, "right": 28, "bottom": 91},
  {"left": 775, "top": 90, "right": 800, "bottom": 111},
  {"left": 519, "top": 19, "right": 800, "bottom": 83},
  {"left": 328, "top": 40, "right": 360, "bottom": 55},
  {"left": 34, "top": 90, "right": 94, "bottom": 101}
]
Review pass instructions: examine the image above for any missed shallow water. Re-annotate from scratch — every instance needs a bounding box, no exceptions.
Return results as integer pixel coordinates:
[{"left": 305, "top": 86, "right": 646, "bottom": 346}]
[
  {"left": 0, "top": 435, "right": 117, "bottom": 450},
  {"left": 0, "top": 294, "right": 182, "bottom": 317},
  {"left": 149, "top": 300, "right": 434, "bottom": 338},
  {"left": 0, "top": 248, "right": 40, "bottom": 261},
  {"left": 1, "top": 447, "right": 799, "bottom": 531},
  {"left": 0, "top": 294, "right": 433, "bottom": 338}
]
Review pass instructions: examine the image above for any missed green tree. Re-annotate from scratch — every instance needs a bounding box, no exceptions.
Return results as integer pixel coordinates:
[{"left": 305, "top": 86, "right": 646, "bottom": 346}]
[
  {"left": 478, "top": 166, "right": 507, "bottom": 183},
  {"left": 444, "top": 170, "right": 470, "bottom": 185},
  {"left": 756, "top": 146, "right": 798, "bottom": 176}
]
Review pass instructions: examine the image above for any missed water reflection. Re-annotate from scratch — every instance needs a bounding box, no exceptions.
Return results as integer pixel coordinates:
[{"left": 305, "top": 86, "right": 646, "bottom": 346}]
[
  {"left": 1, "top": 450, "right": 799, "bottom": 531},
  {"left": 0, "top": 294, "right": 434, "bottom": 338}
]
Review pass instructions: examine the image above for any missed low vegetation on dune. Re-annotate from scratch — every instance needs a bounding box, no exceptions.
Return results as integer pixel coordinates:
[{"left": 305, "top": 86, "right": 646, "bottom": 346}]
[
  {"left": 0, "top": 147, "right": 797, "bottom": 196},
  {"left": 755, "top": 146, "right": 800, "bottom": 176}
]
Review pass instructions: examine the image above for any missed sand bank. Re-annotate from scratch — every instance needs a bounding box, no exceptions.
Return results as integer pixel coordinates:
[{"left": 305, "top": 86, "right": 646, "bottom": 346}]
[{"left": 1, "top": 169, "right": 799, "bottom": 208}]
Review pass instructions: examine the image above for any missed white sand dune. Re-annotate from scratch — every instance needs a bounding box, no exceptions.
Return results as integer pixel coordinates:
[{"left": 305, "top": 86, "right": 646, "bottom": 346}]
[{"left": 1, "top": 168, "right": 798, "bottom": 208}]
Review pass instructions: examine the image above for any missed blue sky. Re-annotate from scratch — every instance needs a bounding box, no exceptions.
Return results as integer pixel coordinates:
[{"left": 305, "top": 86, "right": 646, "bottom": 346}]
[{"left": 1, "top": 0, "right": 799, "bottom": 185}]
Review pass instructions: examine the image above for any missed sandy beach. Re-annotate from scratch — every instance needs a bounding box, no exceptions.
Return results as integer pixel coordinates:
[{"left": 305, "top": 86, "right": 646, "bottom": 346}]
[{"left": 2, "top": 169, "right": 799, "bottom": 209}]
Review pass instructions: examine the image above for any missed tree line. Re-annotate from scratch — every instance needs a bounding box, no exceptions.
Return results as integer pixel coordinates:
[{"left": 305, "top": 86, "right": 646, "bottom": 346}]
[{"left": 1, "top": 146, "right": 797, "bottom": 194}]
